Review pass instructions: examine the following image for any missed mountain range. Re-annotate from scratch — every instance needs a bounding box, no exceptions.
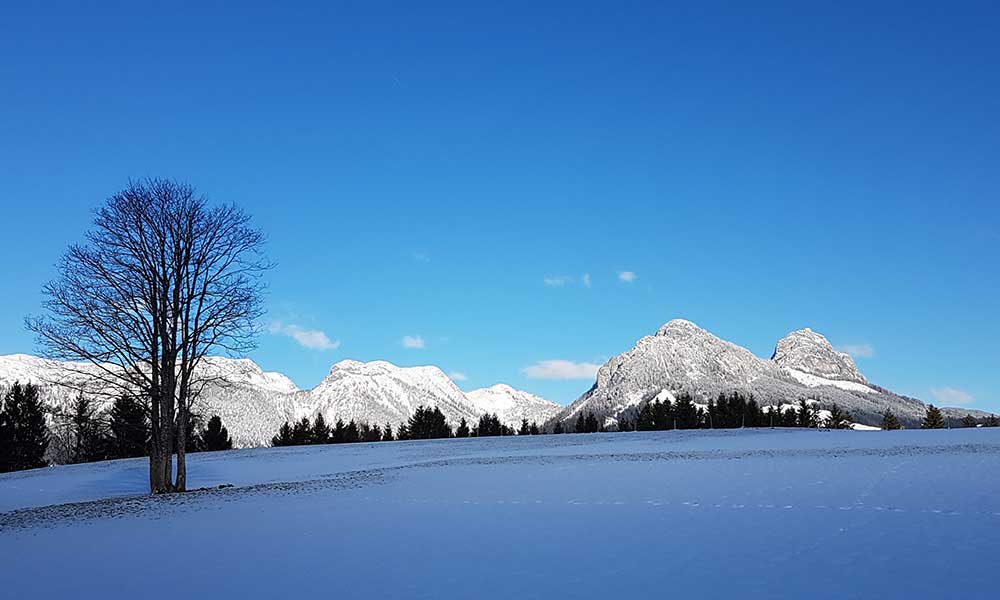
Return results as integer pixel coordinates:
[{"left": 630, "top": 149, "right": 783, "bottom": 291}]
[
  {"left": 550, "top": 319, "right": 989, "bottom": 428},
  {"left": 0, "top": 319, "right": 990, "bottom": 446}
]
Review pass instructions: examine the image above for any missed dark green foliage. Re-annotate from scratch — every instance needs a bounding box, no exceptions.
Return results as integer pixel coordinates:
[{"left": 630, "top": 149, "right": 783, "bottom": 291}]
[
  {"left": 617, "top": 417, "right": 633, "bottom": 432},
  {"left": 475, "top": 413, "right": 506, "bottom": 437},
  {"left": 107, "top": 394, "right": 149, "bottom": 458},
  {"left": 68, "top": 394, "right": 107, "bottom": 463},
  {"left": 637, "top": 398, "right": 672, "bottom": 431},
  {"left": 552, "top": 421, "right": 565, "bottom": 434},
  {"left": 407, "top": 406, "right": 451, "bottom": 439},
  {"left": 518, "top": 419, "right": 530, "bottom": 436},
  {"left": 312, "top": 413, "right": 331, "bottom": 444},
  {"left": 292, "top": 417, "right": 312, "bottom": 445},
  {"left": 200, "top": 415, "right": 233, "bottom": 451},
  {"left": 396, "top": 422, "right": 411, "bottom": 441},
  {"left": 272, "top": 421, "right": 294, "bottom": 447},
  {"left": 382, "top": 423, "right": 394, "bottom": 441},
  {"left": 574, "top": 412, "right": 600, "bottom": 433},
  {"left": 0, "top": 383, "right": 49, "bottom": 472},
  {"left": 797, "top": 399, "right": 818, "bottom": 428},
  {"left": 961, "top": 414, "right": 977, "bottom": 428},
  {"left": 880, "top": 409, "right": 902, "bottom": 430},
  {"left": 779, "top": 405, "right": 799, "bottom": 427},
  {"left": 529, "top": 422, "right": 539, "bottom": 435},
  {"left": 825, "top": 404, "right": 853, "bottom": 429},
  {"left": 673, "top": 394, "right": 700, "bottom": 429},
  {"left": 986, "top": 414, "right": 999, "bottom": 428},
  {"left": 455, "top": 418, "right": 470, "bottom": 438},
  {"left": 359, "top": 422, "right": 382, "bottom": 442},
  {"left": 921, "top": 405, "right": 945, "bottom": 429}
]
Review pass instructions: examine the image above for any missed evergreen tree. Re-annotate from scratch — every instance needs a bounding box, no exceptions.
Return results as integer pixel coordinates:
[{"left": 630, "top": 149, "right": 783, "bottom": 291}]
[
  {"left": 518, "top": 419, "right": 530, "bottom": 436},
  {"left": 382, "top": 423, "right": 394, "bottom": 441},
  {"left": 272, "top": 421, "right": 294, "bottom": 447},
  {"left": 880, "top": 409, "right": 902, "bottom": 431},
  {"left": 312, "top": 413, "right": 331, "bottom": 444},
  {"left": 779, "top": 405, "right": 798, "bottom": 427},
  {"left": 825, "top": 404, "right": 852, "bottom": 430},
  {"left": 200, "top": 415, "right": 233, "bottom": 451},
  {"left": 344, "top": 420, "right": 360, "bottom": 443},
  {"left": 1, "top": 383, "right": 49, "bottom": 471},
  {"left": 68, "top": 393, "right": 106, "bottom": 463},
  {"left": 961, "top": 414, "right": 977, "bottom": 428},
  {"left": 796, "top": 399, "right": 818, "bottom": 428},
  {"left": 921, "top": 405, "right": 945, "bottom": 429},
  {"left": 673, "top": 394, "right": 700, "bottom": 429},
  {"left": 529, "top": 421, "right": 540, "bottom": 435},
  {"left": 476, "top": 413, "right": 503, "bottom": 437},
  {"left": 292, "top": 417, "right": 312, "bottom": 445},
  {"left": 0, "top": 392, "right": 12, "bottom": 473},
  {"left": 455, "top": 418, "right": 470, "bottom": 438},
  {"left": 396, "top": 422, "right": 411, "bottom": 441},
  {"left": 331, "top": 418, "right": 347, "bottom": 443},
  {"left": 107, "top": 394, "right": 149, "bottom": 459},
  {"left": 986, "top": 414, "right": 999, "bottom": 428},
  {"left": 575, "top": 413, "right": 587, "bottom": 434},
  {"left": 584, "top": 412, "right": 600, "bottom": 433},
  {"left": 406, "top": 407, "right": 451, "bottom": 439},
  {"left": 552, "top": 421, "right": 565, "bottom": 434}
]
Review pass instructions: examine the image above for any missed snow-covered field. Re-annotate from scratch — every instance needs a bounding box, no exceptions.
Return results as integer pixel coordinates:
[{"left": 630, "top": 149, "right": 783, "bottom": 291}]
[{"left": 2, "top": 429, "right": 998, "bottom": 599}]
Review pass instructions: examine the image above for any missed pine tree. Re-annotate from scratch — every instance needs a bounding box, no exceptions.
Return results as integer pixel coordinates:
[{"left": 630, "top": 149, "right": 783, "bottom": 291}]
[
  {"left": 585, "top": 412, "right": 600, "bottom": 433},
  {"left": 396, "top": 422, "right": 411, "bottom": 441},
  {"left": 345, "top": 420, "right": 360, "bottom": 443},
  {"left": 455, "top": 418, "right": 470, "bottom": 438},
  {"left": 2, "top": 383, "right": 49, "bottom": 471},
  {"left": 292, "top": 417, "right": 312, "bottom": 445},
  {"left": 68, "top": 393, "right": 106, "bottom": 463},
  {"left": 312, "top": 413, "right": 331, "bottom": 444},
  {"left": 107, "top": 394, "right": 149, "bottom": 459},
  {"left": 553, "top": 421, "right": 565, "bottom": 434},
  {"left": 200, "top": 415, "right": 233, "bottom": 451},
  {"left": 921, "top": 405, "right": 945, "bottom": 429},
  {"left": 529, "top": 422, "right": 539, "bottom": 435},
  {"left": 382, "top": 423, "right": 394, "bottom": 441},
  {"left": 0, "top": 391, "right": 13, "bottom": 473},
  {"left": 796, "top": 399, "right": 818, "bottom": 428},
  {"left": 961, "top": 415, "right": 977, "bottom": 428},
  {"left": 674, "top": 394, "right": 700, "bottom": 429},
  {"left": 575, "top": 413, "right": 587, "bottom": 434},
  {"left": 272, "top": 421, "right": 294, "bottom": 447},
  {"left": 880, "top": 409, "right": 902, "bottom": 431},
  {"left": 825, "top": 404, "right": 852, "bottom": 430},
  {"left": 986, "top": 414, "right": 999, "bottom": 428},
  {"left": 518, "top": 419, "right": 530, "bottom": 436}
]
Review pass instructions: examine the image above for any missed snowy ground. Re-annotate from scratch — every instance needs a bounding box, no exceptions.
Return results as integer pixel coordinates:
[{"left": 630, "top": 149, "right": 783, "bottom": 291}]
[{"left": 2, "top": 428, "right": 998, "bottom": 599}]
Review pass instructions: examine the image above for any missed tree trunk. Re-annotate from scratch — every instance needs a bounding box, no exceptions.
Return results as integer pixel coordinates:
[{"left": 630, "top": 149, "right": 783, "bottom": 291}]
[{"left": 174, "top": 408, "right": 187, "bottom": 492}]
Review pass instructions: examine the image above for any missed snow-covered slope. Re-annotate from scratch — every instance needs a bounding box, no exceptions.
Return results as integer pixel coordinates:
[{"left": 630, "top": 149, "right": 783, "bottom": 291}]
[
  {"left": 306, "top": 360, "right": 482, "bottom": 428},
  {"left": 551, "top": 319, "right": 979, "bottom": 428},
  {"left": 465, "top": 384, "right": 562, "bottom": 428}
]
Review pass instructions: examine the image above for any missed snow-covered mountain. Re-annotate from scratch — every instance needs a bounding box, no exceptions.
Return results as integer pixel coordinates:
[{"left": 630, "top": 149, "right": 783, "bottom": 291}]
[
  {"left": 551, "top": 319, "right": 978, "bottom": 428},
  {"left": 0, "top": 355, "right": 556, "bottom": 447},
  {"left": 465, "top": 384, "right": 562, "bottom": 428}
]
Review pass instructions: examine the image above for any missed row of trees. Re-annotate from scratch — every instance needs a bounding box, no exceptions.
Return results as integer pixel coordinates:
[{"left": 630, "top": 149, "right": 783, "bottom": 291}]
[
  {"left": 271, "top": 407, "right": 543, "bottom": 447},
  {"left": 0, "top": 381, "right": 235, "bottom": 474}
]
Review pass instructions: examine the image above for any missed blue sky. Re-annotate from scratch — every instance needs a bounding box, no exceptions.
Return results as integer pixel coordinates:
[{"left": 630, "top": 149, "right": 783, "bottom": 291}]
[{"left": 1, "top": 2, "right": 997, "bottom": 410}]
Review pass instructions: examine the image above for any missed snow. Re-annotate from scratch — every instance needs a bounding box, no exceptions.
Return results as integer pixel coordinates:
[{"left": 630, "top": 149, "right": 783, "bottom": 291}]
[
  {"left": 2, "top": 428, "right": 998, "bottom": 599},
  {"left": 786, "top": 368, "right": 878, "bottom": 394},
  {"left": 465, "top": 384, "right": 562, "bottom": 428}
]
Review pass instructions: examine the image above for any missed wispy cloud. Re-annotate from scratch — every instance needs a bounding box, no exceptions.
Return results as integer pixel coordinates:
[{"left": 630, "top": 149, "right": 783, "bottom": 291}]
[
  {"left": 618, "top": 271, "right": 637, "bottom": 283},
  {"left": 268, "top": 322, "right": 340, "bottom": 351},
  {"left": 411, "top": 251, "right": 430, "bottom": 262},
  {"left": 449, "top": 371, "right": 468, "bottom": 382},
  {"left": 402, "top": 335, "right": 426, "bottom": 349},
  {"left": 544, "top": 275, "right": 572, "bottom": 287},
  {"left": 930, "top": 387, "right": 974, "bottom": 406},
  {"left": 581, "top": 273, "right": 591, "bottom": 288},
  {"left": 836, "top": 343, "right": 875, "bottom": 358},
  {"left": 522, "top": 359, "right": 601, "bottom": 380}
]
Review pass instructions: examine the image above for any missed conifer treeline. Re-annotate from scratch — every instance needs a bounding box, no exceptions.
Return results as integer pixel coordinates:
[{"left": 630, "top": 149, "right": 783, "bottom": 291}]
[
  {"left": 270, "top": 406, "right": 539, "bottom": 447},
  {"left": 0, "top": 381, "right": 235, "bottom": 473}
]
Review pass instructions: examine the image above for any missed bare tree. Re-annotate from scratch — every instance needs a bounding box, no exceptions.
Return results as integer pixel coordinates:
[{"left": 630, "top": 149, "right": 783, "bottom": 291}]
[{"left": 28, "top": 179, "right": 268, "bottom": 493}]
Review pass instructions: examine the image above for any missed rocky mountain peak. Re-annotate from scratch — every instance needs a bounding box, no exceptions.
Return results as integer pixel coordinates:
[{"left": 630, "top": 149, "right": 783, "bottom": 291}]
[{"left": 771, "top": 328, "right": 866, "bottom": 384}]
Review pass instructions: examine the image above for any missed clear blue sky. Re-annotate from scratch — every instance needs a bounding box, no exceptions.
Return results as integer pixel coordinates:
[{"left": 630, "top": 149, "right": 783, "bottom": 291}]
[{"left": 1, "top": 2, "right": 997, "bottom": 411}]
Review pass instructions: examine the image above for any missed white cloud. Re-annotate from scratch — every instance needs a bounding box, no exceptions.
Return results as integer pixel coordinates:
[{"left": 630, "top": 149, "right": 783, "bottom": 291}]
[
  {"left": 582, "top": 273, "right": 591, "bottom": 288},
  {"left": 522, "top": 359, "right": 601, "bottom": 380},
  {"left": 836, "top": 343, "right": 875, "bottom": 358},
  {"left": 268, "top": 322, "right": 340, "bottom": 351},
  {"left": 930, "top": 387, "right": 974, "bottom": 406},
  {"left": 544, "top": 275, "right": 572, "bottom": 287},
  {"left": 411, "top": 251, "right": 430, "bottom": 262},
  {"left": 449, "top": 371, "right": 468, "bottom": 382},
  {"left": 402, "top": 335, "right": 426, "bottom": 349},
  {"left": 618, "top": 271, "right": 637, "bottom": 283}
]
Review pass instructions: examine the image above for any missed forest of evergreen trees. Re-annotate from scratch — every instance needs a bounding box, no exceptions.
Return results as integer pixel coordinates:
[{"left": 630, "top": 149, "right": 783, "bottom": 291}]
[{"left": 0, "top": 381, "right": 236, "bottom": 473}]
